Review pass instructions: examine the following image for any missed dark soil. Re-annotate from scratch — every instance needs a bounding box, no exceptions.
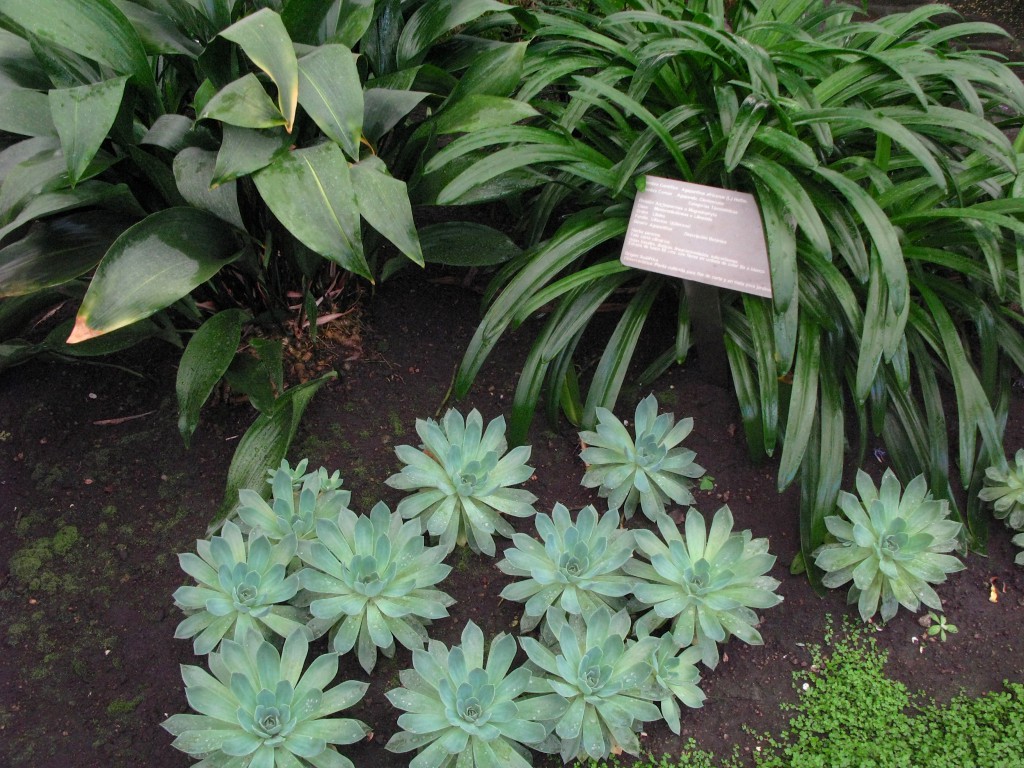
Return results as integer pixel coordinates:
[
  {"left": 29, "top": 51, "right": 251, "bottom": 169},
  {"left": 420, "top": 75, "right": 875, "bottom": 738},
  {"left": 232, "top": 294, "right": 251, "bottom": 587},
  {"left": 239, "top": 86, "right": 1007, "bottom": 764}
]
[
  {"left": 2, "top": 4, "right": 1024, "bottom": 768},
  {"left": 2, "top": 267, "right": 1024, "bottom": 768}
]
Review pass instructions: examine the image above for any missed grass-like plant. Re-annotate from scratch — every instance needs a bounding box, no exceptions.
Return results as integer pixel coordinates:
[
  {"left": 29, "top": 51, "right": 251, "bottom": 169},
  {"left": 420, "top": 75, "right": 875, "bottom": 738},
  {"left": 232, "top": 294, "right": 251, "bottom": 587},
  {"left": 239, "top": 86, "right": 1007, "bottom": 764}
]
[
  {"left": 814, "top": 469, "right": 965, "bottom": 622},
  {"left": 386, "top": 408, "right": 538, "bottom": 555},
  {"left": 579, "top": 394, "right": 705, "bottom": 521},
  {"left": 422, "top": 0, "right": 1024, "bottom": 574}
]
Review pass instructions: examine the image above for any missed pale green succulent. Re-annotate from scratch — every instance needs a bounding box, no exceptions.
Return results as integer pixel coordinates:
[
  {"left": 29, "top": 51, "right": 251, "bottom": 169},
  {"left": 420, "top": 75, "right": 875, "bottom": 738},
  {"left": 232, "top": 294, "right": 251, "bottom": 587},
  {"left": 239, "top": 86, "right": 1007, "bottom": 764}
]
[
  {"left": 520, "top": 607, "right": 660, "bottom": 763},
  {"left": 580, "top": 394, "right": 705, "bottom": 521},
  {"left": 385, "top": 409, "right": 538, "bottom": 555},
  {"left": 237, "top": 459, "right": 351, "bottom": 541},
  {"left": 641, "top": 636, "right": 705, "bottom": 735},
  {"left": 497, "top": 503, "right": 636, "bottom": 634},
  {"left": 815, "top": 469, "right": 965, "bottom": 622},
  {"left": 625, "top": 507, "right": 782, "bottom": 669},
  {"left": 1012, "top": 532, "right": 1024, "bottom": 566},
  {"left": 979, "top": 449, "right": 1024, "bottom": 530},
  {"left": 297, "top": 501, "right": 454, "bottom": 672},
  {"left": 385, "top": 620, "right": 567, "bottom": 768},
  {"left": 163, "top": 630, "right": 369, "bottom": 768},
  {"left": 173, "top": 520, "right": 307, "bottom": 655}
]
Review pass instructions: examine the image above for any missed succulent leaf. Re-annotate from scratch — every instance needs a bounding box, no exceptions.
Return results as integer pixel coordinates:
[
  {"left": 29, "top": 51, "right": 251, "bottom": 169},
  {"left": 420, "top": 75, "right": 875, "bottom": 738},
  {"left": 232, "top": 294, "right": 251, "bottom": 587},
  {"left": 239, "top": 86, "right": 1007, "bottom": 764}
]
[
  {"left": 385, "top": 620, "right": 562, "bottom": 768},
  {"left": 580, "top": 394, "right": 705, "bottom": 521},
  {"left": 164, "top": 630, "right": 369, "bottom": 768},
  {"left": 625, "top": 506, "right": 782, "bottom": 669},
  {"left": 815, "top": 469, "right": 965, "bottom": 622},
  {"left": 173, "top": 520, "right": 307, "bottom": 655},
  {"left": 980, "top": 449, "right": 1024, "bottom": 530},
  {"left": 497, "top": 504, "right": 636, "bottom": 634},
  {"left": 386, "top": 409, "right": 538, "bottom": 555},
  {"left": 297, "top": 501, "right": 454, "bottom": 672}
]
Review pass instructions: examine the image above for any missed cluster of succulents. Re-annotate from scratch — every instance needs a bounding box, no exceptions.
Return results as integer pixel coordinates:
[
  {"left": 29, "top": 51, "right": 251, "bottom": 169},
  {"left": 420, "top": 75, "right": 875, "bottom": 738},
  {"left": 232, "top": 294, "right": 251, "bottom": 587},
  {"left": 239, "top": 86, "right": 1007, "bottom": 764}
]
[{"left": 167, "top": 397, "right": 976, "bottom": 767}]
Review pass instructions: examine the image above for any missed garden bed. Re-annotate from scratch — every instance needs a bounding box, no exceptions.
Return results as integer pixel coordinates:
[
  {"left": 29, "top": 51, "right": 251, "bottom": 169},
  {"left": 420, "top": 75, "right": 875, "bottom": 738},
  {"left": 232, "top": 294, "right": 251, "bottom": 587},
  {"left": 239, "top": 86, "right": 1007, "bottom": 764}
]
[{"left": 2, "top": 269, "right": 1022, "bottom": 768}]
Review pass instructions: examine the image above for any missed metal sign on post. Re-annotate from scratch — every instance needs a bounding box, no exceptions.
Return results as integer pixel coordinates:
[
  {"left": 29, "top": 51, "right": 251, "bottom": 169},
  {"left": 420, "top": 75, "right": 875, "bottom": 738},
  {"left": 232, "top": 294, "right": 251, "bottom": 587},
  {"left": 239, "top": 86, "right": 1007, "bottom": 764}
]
[{"left": 621, "top": 176, "right": 772, "bottom": 385}]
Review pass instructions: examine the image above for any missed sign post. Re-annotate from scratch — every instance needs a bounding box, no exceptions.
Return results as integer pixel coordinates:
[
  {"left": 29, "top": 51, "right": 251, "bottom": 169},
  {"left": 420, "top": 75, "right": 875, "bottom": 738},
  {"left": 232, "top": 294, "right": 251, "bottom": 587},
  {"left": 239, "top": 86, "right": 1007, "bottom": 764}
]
[{"left": 621, "top": 176, "right": 772, "bottom": 386}]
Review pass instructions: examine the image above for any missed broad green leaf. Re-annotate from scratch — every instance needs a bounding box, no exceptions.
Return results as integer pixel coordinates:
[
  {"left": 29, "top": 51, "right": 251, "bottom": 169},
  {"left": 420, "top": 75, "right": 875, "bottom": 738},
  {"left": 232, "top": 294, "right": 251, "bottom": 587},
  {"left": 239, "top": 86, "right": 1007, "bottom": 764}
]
[
  {"left": 280, "top": 0, "right": 335, "bottom": 45},
  {"left": 431, "top": 95, "right": 538, "bottom": 135},
  {"left": 0, "top": 148, "right": 68, "bottom": 224},
  {"left": 67, "top": 208, "right": 242, "bottom": 343},
  {"left": 43, "top": 316, "right": 160, "bottom": 357},
  {"left": 212, "top": 125, "right": 291, "bottom": 186},
  {"left": 350, "top": 156, "right": 422, "bottom": 266},
  {"left": 49, "top": 76, "right": 129, "bottom": 185},
  {"left": 297, "top": 44, "right": 362, "bottom": 160},
  {"left": 177, "top": 309, "right": 246, "bottom": 446},
  {"left": 330, "top": 0, "right": 375, "bottom": 49},
  {"left": 173, "top": 147, "right": 244, "bottom": 228},
  {"left": 362, "top": 87, "right": 429, "bottom": 143},
  {"left": 141, "top": 114, "right": 195, "bottom": 152},
  {"left": 0, "top": 181, "right": 143, "bottom": 243},
  {"left": 200, "top": 74, "right": 287, "bottom": 129},
  {"left": 220, "top": 8, "right": 299, "bottom": 132},
  {"left": 418, "top": 222, "right": 521, "bottom": 267},
  {"left": 110, "top": 0, "right": 202, "bottom": 56},
  {"left": 253, "top": 143, "right": 369, "bottom": 280},
  {"left": 214, "top": 372, "right": 337, "bottom": 527},
  {"left": 0, "top": 0, "right": 155, "bottom": 99},
  {"left": 0, "top": 89, "right": 56, "bottom": 137},
  {"left": 0, "top": 28, "right": 50, "bottom": 90},
  {"left": 0, "top": 211, "right": 134, "bottom": 296},
  {"left": 396, "top": 0, "right": 510, "bottom": 68}
]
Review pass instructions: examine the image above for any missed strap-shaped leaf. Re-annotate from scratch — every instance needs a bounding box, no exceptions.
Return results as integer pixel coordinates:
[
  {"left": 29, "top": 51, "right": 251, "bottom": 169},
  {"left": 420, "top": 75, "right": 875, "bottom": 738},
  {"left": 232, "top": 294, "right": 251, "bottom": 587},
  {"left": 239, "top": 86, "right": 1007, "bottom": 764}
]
[
  {"left": 297, "top": 44, "right": 363, "bottom": 160},
  {"left": 777, "top": 313, "right": 820, "bottom": 490},
  {"left": 396, "top": 0, "right": 509, "bottom": 68},
  {"left": 67, "top": 207, "right": 242, "bottom": 343},
  {"left": 418, "top": 222, "right": 521, "bottom": 267},
  {"left": 446, "top": 41, "right": 528, "bottom": 103},
  {"left": 431, "top": 95, "right": 538, "bottom": 135},
  {"left": 49, "top": 76, "right": 128, "bottom": 186},
  {"left": 213, "top": 372, "right": 337, "bottom": 528},
  {"left": 176, "top": 309, "right": 246, "bottom": 447},
  {"left": 743, "top": 293, "right": 779, "bottom": 458},
  {"left": 220, "top": 8, "right": 298, "bottom": 131},
  {"left": 253, "top": 143, "right": 369, "bottom": 280}
]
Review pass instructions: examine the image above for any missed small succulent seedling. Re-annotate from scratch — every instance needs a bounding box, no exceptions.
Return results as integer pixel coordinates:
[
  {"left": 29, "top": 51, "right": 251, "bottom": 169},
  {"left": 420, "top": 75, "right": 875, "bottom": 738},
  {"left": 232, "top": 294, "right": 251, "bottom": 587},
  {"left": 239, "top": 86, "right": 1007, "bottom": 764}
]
[
  {"left": 386, "top": 409, "right": 538, "bottom": 555},
  {"left": 237, "top": 459, "right": 351, "bottom": 541},
  {"left": 815, "top": 469, "right": 965, "bottom": 622},
  {"left": 579, "top": 394, "right": 705, "bottom": 521}
]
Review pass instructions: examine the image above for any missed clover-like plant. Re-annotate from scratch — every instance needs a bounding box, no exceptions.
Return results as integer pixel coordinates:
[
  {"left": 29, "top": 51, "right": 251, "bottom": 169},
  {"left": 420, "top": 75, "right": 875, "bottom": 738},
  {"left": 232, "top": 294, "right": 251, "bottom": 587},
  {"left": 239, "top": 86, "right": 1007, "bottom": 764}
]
[
  {"left": 164, "top": 629, "right": 369, "bottom": 768},
  {"left": 580, "top": 395, "right": 705, "bottom": 521},
  {"left": 385, "top": 620, "right": 567, "bottom": 768},
  {"left": 237, "top": 459, "right": 351, "bottom": 541},
  {"left": 643, "top": 636, "right": 706, "bottom": 735},
  {"left": 815, "top": 469, "right": 965, "bottom": 622},
  {"left": 173, "top": 520, "right": 306, "bottom": 655},
  {"left": 497, "top": 503, "right": 636, "bottom": 634},
  {"left": 520, "top": 607, "right": 660, "bottom": 763},
  {"left": 625, "top": 507, "right": 782, "bottom": 669},
  {"left": 297, "top": 501, "right": 454, "bottom": 672},
  {"left": 386, "top": 408, "right": 538, "bottom": 555},
  {"left": 980, "top": 449, "right": 1024, "bottom": 531}
]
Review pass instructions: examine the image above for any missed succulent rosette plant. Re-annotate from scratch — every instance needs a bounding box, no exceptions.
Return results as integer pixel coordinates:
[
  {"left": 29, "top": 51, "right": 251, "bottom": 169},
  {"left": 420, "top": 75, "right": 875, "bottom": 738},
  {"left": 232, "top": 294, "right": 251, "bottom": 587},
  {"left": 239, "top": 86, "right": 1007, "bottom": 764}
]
[
  {"left": 815, "top": 469, "right": 965, "bottom": 622},
  {"left": 385, "top": 620, "right": 567, "bottom": 768},
  {"left": 496, "top": 503, "right": 636, "bottom": 634},
  {"left": 520, "top": 607, "right": 660, "bottom": 763},
  {"left": 979, "top": 449, "right": 1024, "bottom": 530},
  {"left": 164, "top": 629, "right": 369, "bottom": 768},
  {"left": 296, "top": 501, "right": 454, "bottom": 672},
  {"left": 237, "top": 460, "right": 352, "bottom": 542},
  {"left": 385, "top": 408, "right": 538, "bottom": 555},
  {"left": 643, "top": 636, "right": 706, "bottom": 735},
  {"left": 625, "top": 507, "right": 783, "bottom": 669},
  {"left": 173, "top": 520, "right": 307, "bottom": 655},
  {"left": 579, "top": 394, "right": 705, "bottom": 521}
]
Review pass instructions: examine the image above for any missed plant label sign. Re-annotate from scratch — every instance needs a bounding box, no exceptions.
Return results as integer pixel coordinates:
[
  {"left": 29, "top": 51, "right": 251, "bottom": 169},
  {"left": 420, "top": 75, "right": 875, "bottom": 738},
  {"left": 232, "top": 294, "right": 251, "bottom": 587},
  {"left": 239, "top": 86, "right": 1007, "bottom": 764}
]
[{"left": 621, "top": 176, "right": 772, "bottom": 298}]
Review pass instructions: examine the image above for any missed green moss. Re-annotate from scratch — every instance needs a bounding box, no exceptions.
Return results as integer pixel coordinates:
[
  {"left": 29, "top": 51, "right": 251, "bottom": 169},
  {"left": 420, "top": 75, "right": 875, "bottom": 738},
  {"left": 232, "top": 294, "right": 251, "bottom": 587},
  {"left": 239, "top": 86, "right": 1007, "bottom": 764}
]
[
  {"left": 101, "top": 505, "right": 117, "bottom": 518},
  {"left": 8, "top": 539, "right": 53, "bottom": 585},
  {"left": 52, "top": 525, "right": 79, "bottom": 555},
  {"left": 106, "top": 695, "right": 143, "bottom": 716}
]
